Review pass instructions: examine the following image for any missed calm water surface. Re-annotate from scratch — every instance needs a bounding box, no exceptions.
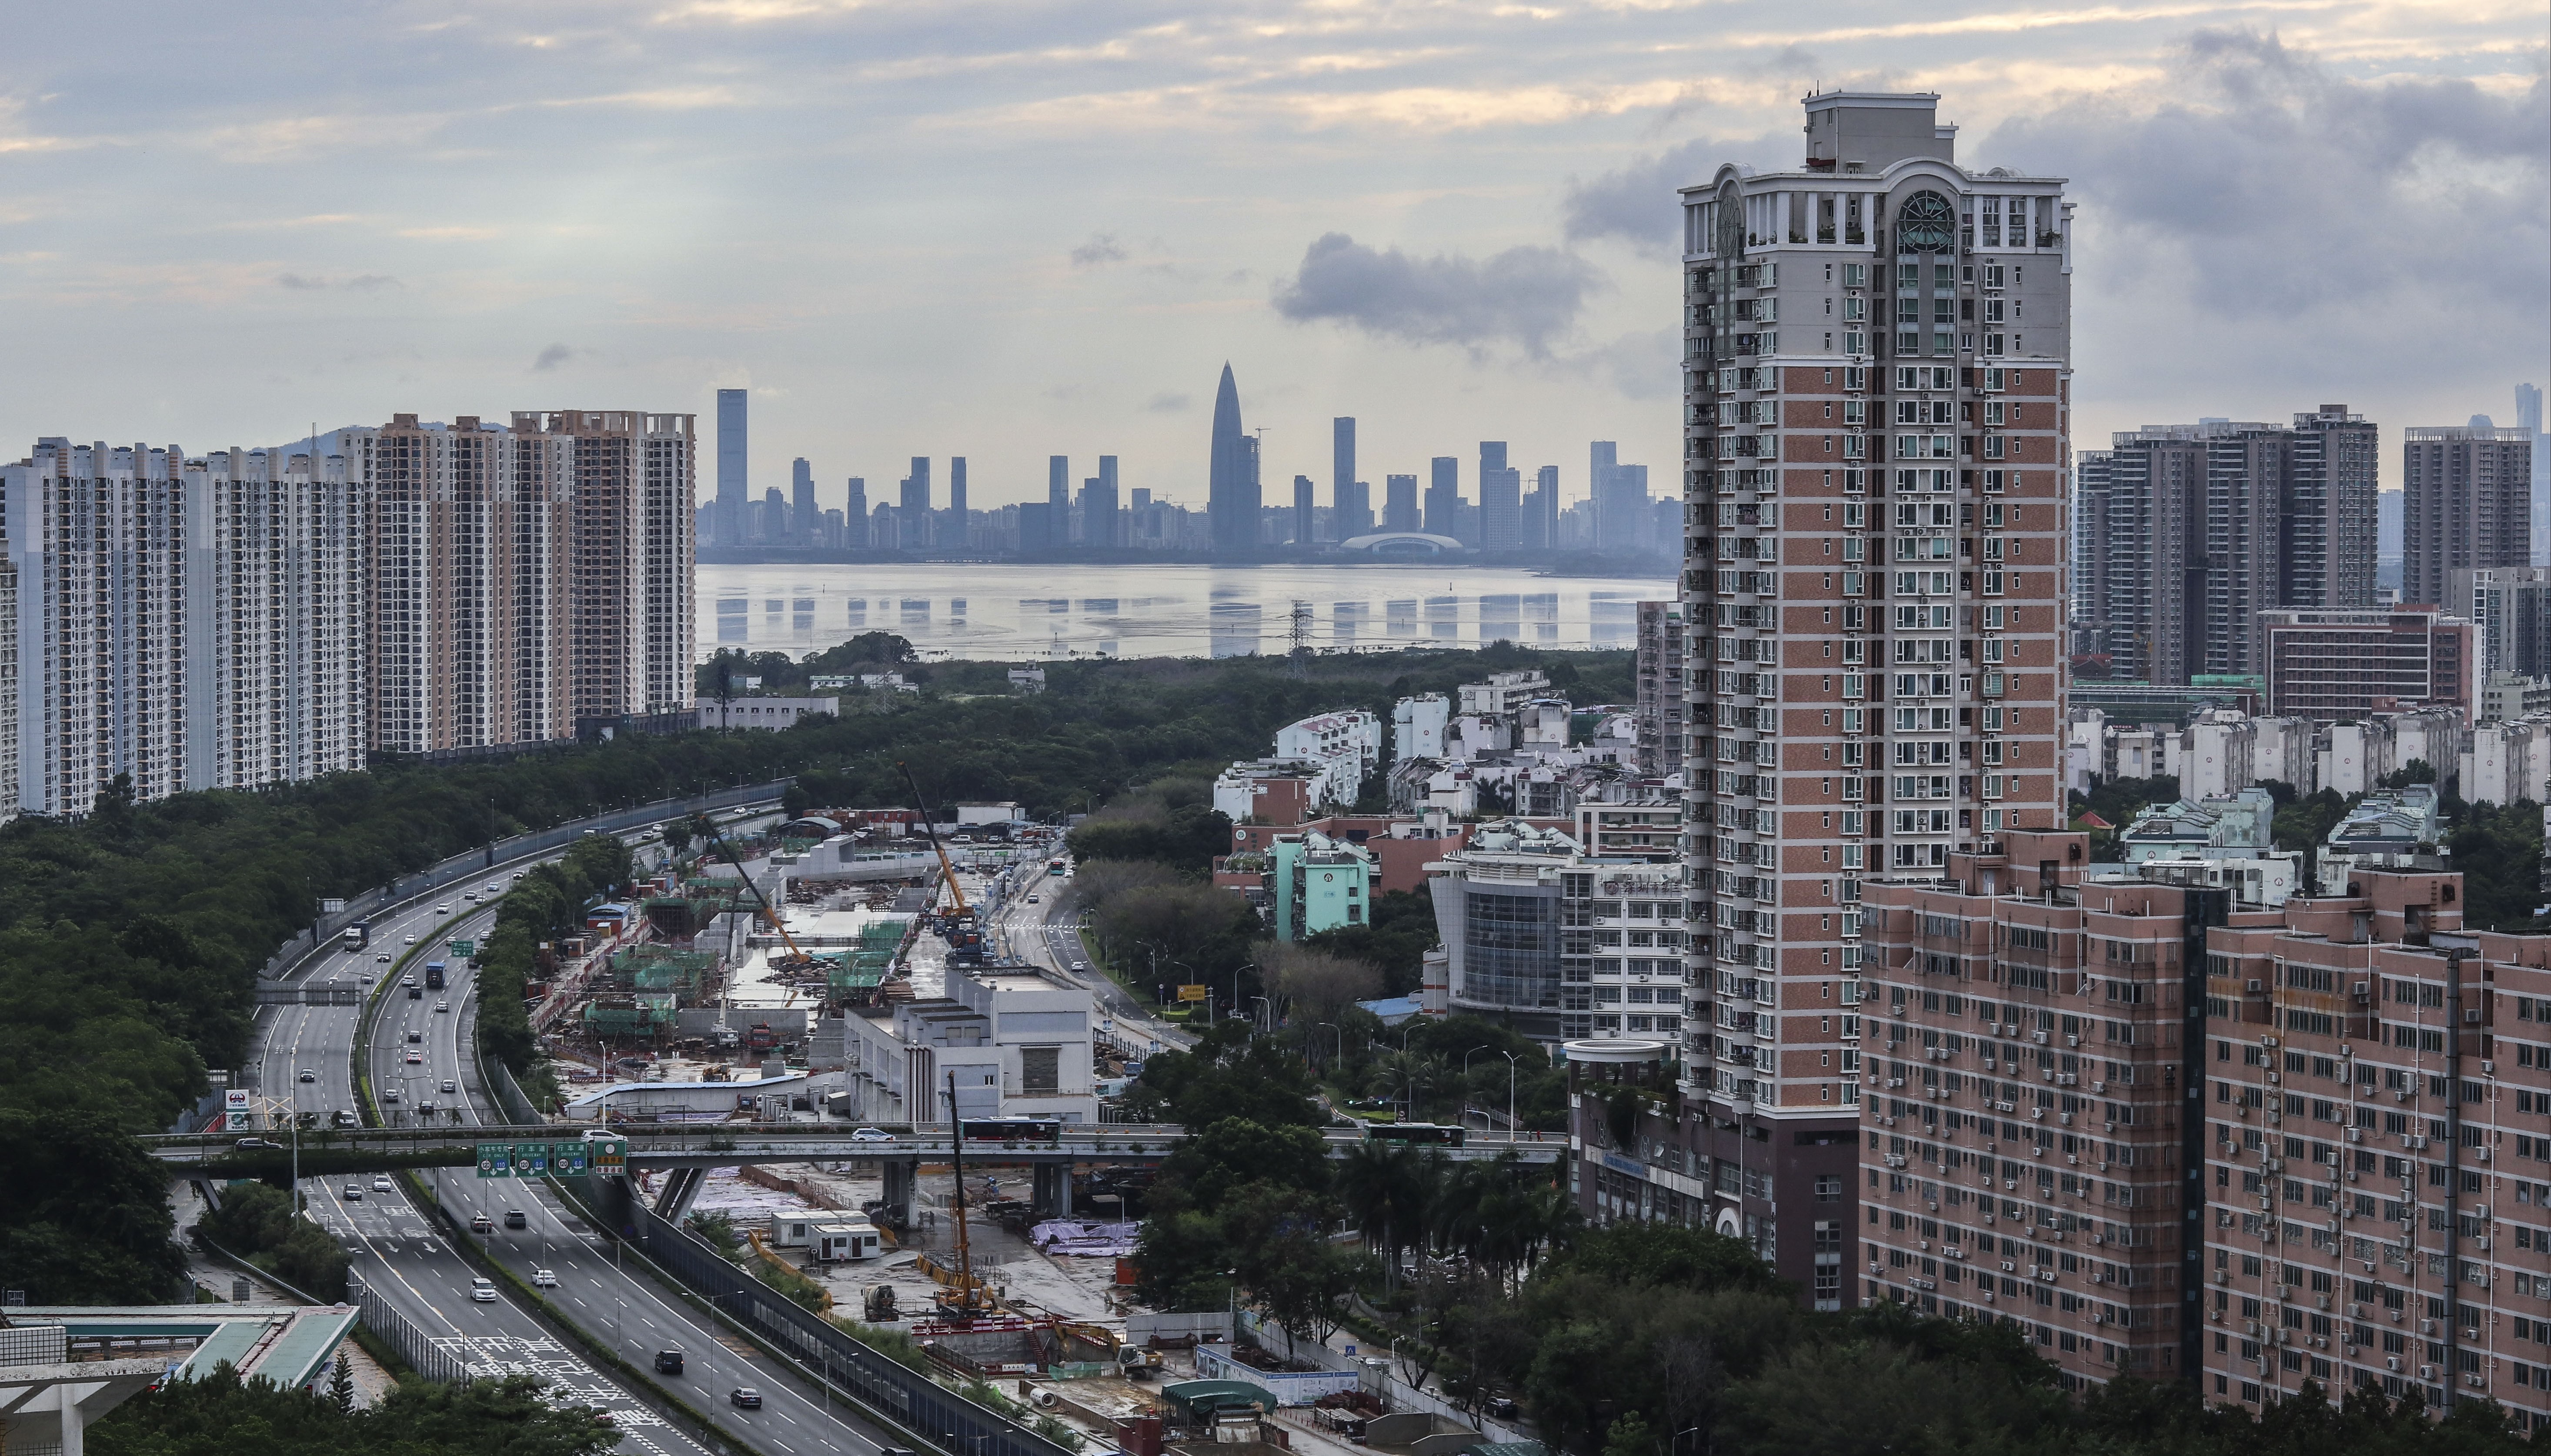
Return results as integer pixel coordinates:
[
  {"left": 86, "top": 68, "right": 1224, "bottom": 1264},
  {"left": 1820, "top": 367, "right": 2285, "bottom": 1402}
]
[{"left": 697, "top": 562, "right": 1673, "bottom": 662}]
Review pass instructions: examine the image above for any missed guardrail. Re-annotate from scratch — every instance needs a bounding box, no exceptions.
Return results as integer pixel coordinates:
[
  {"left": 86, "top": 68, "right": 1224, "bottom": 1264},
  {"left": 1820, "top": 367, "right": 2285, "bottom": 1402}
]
[
  {"left": 349, "top": 1269, "right": 471, "bottom": 1384},
  {"left": 586, "top": 1176, "right": 1076, "bottom": 1456}
]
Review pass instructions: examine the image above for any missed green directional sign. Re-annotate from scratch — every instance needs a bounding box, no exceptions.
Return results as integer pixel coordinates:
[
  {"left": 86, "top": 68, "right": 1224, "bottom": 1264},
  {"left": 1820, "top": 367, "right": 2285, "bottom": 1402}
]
[
  {"left": 519, "top": 1142, "right": 551, "bottom": 1176},
  {"left": 476, "top": 1142, "right": 513, "bottom": 1178},
  {"left": 553, "top": 1141, "right": 589, "bottom": 1176}
]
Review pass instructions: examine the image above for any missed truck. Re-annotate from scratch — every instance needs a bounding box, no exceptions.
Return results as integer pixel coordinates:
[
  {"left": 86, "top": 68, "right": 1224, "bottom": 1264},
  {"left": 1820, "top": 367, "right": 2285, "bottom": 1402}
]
[
  {"left": 341, "top": 924, "right": 370, "bottom": 952},
  {"left": 424, "top": 961, "right": 447, "bottom": 991}
]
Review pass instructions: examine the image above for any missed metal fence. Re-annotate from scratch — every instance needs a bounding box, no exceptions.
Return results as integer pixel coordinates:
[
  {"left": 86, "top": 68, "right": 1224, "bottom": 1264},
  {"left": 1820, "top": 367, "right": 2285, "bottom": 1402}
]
[
  {"left": 581, "top": 1175, "right": 1076, "bottom": 1456},
  {"left": 349, "top": 1270, "right": 471, "bottom": 1384},
  {"left": 262, "top": 780, "right": 793, "bottom": 986}
]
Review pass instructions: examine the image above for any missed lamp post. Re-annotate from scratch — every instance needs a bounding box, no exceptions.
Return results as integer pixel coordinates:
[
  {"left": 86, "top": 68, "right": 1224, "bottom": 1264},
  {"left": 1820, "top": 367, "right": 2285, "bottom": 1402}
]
[
  {"left": 1501, "top": 1051, "right": 1520, "bottom": 1142},
  {"left": 1462, "top": 1046, "right": 1489, "bottom": 1129},
  {"left": 1316, "top": 1022, "right": 1343, "bottom": 1072}
]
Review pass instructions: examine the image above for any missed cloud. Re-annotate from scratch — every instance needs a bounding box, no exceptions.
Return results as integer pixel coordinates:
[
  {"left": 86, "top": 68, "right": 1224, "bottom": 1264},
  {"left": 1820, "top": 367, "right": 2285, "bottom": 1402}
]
[
  {"left": 1566, "top": 329, "right": 1683, "bottom": 401},
  {"left": 1069, "top": 232, "right": 1128, "bottom": 267},
  {"left": 531, "top": 343, "right": 581, "bottom": 371},
  {"left": 275, "top": 272, "right": 326, "bottom": 290},
  {"left": 1141, "top": 391, "right": 1190, "bottom": 413},
  {"left": 1561, "top": 130, "right": 1791, "bottom": 254},
  {"left": 1988, "top": 29, "right": 2548, "bottom": 321},
  {"left": 345, "top": 274, "right": 403, "bottom": 290},
  {"left": 1269, "top": 232, "right": 1605, "bottom": 358}
]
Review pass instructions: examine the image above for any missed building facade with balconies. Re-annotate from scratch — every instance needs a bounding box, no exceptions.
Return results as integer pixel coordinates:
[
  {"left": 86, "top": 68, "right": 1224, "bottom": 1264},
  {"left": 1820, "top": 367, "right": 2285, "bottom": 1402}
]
[{"left": 1674, "top": 88, "right": 2074, "bottom": 1300}]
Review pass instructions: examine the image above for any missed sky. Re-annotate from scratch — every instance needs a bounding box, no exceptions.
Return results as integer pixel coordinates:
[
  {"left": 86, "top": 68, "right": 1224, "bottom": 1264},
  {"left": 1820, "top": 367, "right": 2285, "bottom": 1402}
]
[{"left": 0, "top": 1, "right": 2543, "bottom": 513}]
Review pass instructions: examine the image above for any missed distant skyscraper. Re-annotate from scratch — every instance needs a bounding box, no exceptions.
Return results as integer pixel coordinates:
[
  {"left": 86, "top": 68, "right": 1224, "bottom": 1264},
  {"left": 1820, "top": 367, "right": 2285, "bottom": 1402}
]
[
  {"left": 1209, "top": 364, "right": 1259, "bottom": 555},
  {"left": 791, "top": 457, "right": 816, "bottom": 540},
  {"left": 2520, "top": 384, "right": 2549, "bottom": 564},
  {"left": 845, "top": 478, "right": 868, "bottom": 548},
  {"left": 715, "top": 388, "right": 747, "bottom": 546},
  {"left": 1424, "top": 457, "right": 1460, "bottom": 538},
  {"left": 1478, "top": 442, "right": 1521, "bottom": 552},
  {"left": 1523, "top": 464, "right": 1559, "bottom": 552},
  {"left": 899, "top": 457, "right": 931, "bottom": 550},
  {"left": 947, "top": 456, "right": 968, "bottom": 549},
  {"left": 1018, "top": 502, "right": 1057, "bottom": 553},
  {"left": 1590, "top": 444, "right": 1649, "bottom": 556},
  {"left": 1384, "top": 474, "right": 1420, "bottom": 532},
  {"left": 1332, "top": 418, "right": 1369, "bottom": 540},
  {"left": 1048, "top": 456, "right": 1070, "bottom": 513},
  {"left": 1080, "top": 456, "right": 1122, "bottom": 549},
  {"left": 1293, "top": 474, "right": 1316, "bottom": 545},
  {"left": 2404, "top": 419, "right": 2534, "bottom": 605}
]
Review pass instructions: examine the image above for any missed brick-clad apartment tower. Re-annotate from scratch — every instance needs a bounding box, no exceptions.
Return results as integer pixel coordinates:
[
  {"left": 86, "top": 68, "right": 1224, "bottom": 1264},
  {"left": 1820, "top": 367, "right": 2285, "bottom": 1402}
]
[
  {"left": 1668, "top": 89, "right": 2073, "bottom": 1302},
  {"left": 2200, "top": 873, "right": 2551, "bottom": 1427}
]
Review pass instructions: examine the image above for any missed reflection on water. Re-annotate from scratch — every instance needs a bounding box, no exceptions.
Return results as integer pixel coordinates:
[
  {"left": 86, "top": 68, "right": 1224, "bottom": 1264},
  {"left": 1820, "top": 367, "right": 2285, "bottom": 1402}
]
[{"left": 697, "top": 562, "right": 1668, "bottom": 662}]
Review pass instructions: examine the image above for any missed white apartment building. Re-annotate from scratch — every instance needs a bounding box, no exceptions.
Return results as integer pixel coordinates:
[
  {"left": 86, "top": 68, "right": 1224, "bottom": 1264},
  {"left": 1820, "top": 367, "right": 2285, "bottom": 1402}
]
[
  {"left": 1392, "top": 693, "right": 1449, "bottom": 762},
  {"left": 3, "top": 439, "right": 368, "bottom": 817},
  {"left": 1458, "top": 669, "right": 1552, "bottom": 716},
  {"left": 1270, "top": 709, "right": 1383, "bottom": 808},
  {"left": 838, "top": 962, "right": 1098, "bottom": 1125},
  {"left": 2461, "top": 713, "right": 2551, "bottom": 806},
  {"left": 1671, "top": 89, "right": 2072, "bottom": 1288}
]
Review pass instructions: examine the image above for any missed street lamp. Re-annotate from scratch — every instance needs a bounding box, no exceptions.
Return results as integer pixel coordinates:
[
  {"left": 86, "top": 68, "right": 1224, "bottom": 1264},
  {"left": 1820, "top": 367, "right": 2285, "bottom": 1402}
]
[
  {"left": 1500, "top": 1051, "right": 1520, "bottom": 1142},
  {"left": 1316, "top": 1022, "right": 1343, "bottom": 1072},
  {"left": 1462, "top": 1046, "right": 1490, "bottom": 1129}
]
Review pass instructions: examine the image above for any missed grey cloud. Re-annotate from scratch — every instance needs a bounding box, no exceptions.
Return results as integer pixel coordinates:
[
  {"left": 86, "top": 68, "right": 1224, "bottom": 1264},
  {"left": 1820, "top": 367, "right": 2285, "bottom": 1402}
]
[
  {"left": 345, "top": 274, "right": 402, "bottom": 290},
  {"left": 1565, "top": 329, "right": 1682, "bottom": 401},
  {"left": 1070, "top": 232, "right": 1128, "bottom": 267},
  {"left": 1561, "top": 130, "right": 1792, "bottom": 254},
  {"left": 1270, "top": 232, "right": 1604, "bottom": 358},
  {"left": 531, "top": 342, "right": 580, "bottom": 371},
  {"left": 1141, "top": 391, "right": 1189, "bottom": 413},
  {"left": 275, "top": 272, "right": 325, "bottom": 289},
  {"left": 1987, "top": 29, "right": 2548, "bottom": 320}
]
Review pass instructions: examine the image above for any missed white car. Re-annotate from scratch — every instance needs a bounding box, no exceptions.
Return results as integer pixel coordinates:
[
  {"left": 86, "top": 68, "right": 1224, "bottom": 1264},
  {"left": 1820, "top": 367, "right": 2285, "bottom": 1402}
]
[
  {"left": 532, "top": 1269, "right": 558, "bottom": 1288},
  {"left": 405, "top": 1052, "right": 423, "bottom": 1065},
  {"left": 435, "top": 904, "right": 451, "bottom": 915},
  {"left": 434, "top": 999, "right": 450, "bottom": 1013},
  {"left": 850, "top": 1127, "right": 894, "bottom": 1143},
  {"left": 471, "top": 1277, "right": 497, "bottom": 1303},
  {"left": 404, "top": 934, "right": 417, "bottom": 945},
  {"left": 484, "top": 881, "right": 502, "bottom": 894},
  {"left": 375, "top": 953, "right": 393, "bottom": 963},
  {"left": 372, "top": 1177, "right": 393, "bottom": 1192}
]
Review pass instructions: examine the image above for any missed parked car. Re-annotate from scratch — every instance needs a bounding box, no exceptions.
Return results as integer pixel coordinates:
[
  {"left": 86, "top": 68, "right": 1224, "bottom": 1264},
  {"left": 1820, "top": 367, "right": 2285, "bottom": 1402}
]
[
  {"left": 728, "top": 1389, "right": 762, "bottom": 1409},
  {"left": 470, "top": 1277, "right": 496, "bottom": 1302}
]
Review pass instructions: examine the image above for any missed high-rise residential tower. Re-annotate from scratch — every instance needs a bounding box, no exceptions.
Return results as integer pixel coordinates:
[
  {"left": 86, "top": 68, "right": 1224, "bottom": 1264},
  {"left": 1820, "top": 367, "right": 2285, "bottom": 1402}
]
[
  {"left": 947, "top": 456, "right": 969, "bottom": 550},
  {"left": 845, "top": 478, "right": 868, "bottom": 548},
  {"left": 1209, "top": 365, "right": 1259, "bottom": 555},
  {"left": 2518, "top": 384, "right": 2548, "bottom": 564},
  {"left": 1048, "top": 456, "right": 1071, "bottom": 512},
  {"left": 1293, "top": 474, "right": 1316, "bottom": 545},
  {"left": 1081, "top": 456, "right": 1122, "bottom": 549},
  {"left": 1670, "top": 90, "right": 2073, "bottom": 1291},
  {"left": 715, "top": 388, "right": 747, "bottom": 546},
  {"left": 2402, "top": 422, "right": 2533, "bottom": 607},
  {"left": 1526, "top": 464, "right": 1560, "bottom": 553}
]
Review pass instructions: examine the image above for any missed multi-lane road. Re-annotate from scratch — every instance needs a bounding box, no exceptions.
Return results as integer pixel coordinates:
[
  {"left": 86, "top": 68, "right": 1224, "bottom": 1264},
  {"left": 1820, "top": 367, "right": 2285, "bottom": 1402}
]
[{"left": 250, "top": 830, "right": 891, "bottom": 1456}]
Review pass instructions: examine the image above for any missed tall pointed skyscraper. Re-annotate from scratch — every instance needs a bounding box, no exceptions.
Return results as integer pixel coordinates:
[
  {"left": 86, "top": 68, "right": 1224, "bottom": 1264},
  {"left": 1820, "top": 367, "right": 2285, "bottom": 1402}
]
[{"left": 1209, "top": 364, "right": 1259, "bottom": 555}]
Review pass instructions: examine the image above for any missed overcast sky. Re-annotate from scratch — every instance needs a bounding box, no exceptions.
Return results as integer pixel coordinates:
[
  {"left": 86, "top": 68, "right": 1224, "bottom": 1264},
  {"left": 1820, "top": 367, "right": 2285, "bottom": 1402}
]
[{"left": 0, "top": 1, "right": 2542, "bottom": 511}]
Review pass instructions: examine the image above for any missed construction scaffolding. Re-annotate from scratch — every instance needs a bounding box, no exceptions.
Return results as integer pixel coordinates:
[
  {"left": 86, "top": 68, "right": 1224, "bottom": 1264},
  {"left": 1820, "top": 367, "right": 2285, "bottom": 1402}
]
[
  {"left": 613, "top": 945, "right": 716, "bottom": 997},
  {"left": 581, "top": 995, "right": 677, "bottom": 1038}
]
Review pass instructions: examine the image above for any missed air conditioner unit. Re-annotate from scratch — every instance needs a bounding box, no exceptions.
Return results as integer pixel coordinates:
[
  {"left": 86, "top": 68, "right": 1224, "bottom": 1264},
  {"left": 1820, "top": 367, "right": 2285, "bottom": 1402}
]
[
  {"left": 2475, "top": 1149, "right": 2491, "bottom": 1164},
  {"left": 2247, "top": 980, "right": 2264, "bottom": 992},
  {"left": 2420, "top": 1319, "right": 2436, "bottom": 1336},
  {"left": 2347, "top": 1129, "right": 2362, "bottom": 1143},
  {"left": 2091, "top": 1081, "right": 2105, "bottom": 1093},
  {"left": 2386, "top": 1356, "right": 2401, "bottom": 1373},
  {"left": 2317, "top": 1295, "right": 2331, "bottom": 1310},
  {"left": 2066, "top": 1034, "right": 2079, "bottom": 1048},
  {"left": 2001, "top": 1260, "right": 2017, "bottom": 1272},
  {"left": 2032, "top": 1030, "right": 2049, "bottom": 1043},
  {"left": 2214, "top": 1270, "right": 2230, "bottom": 1285},
  {"left": 2480, "top": 1059, "right": 2494, "bottom": 1075},
  {"left": 2464, "top": 1328, "right": 2481, "bottom": 1342},
  {"left": 2420, "top": 1365, "right": 2434, "bottom": 1381}
]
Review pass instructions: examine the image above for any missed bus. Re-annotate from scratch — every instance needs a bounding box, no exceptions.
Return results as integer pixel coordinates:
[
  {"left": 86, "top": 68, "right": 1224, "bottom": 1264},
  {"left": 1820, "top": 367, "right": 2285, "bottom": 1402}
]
[
  {"left": 341, "top": 924, "right": 370, "bottom": 952},
  {"left": 1365, "top": 1122, "right": 1467, "bottom": 1147},
  {"left": 1047, "top": 858, "right": 1068, "bottom": 877},
  {"left": 424, "top": 961, "right": 447, "bottom": 990},
  {"left": 959, "top": 1118, "right": 1062, "bottom": 1145}
]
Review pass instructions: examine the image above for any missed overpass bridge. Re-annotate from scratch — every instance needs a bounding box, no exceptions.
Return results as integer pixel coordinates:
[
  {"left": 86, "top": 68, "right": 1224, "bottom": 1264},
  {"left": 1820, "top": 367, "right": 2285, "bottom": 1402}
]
[{"left": 152, "top": 1120, "right": 1568, "bottom": 1218}]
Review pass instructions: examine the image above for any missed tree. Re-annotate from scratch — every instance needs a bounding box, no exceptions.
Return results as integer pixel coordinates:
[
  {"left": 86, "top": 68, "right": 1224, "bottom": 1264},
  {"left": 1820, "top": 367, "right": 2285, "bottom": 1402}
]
[
  {"left": 1221, "top": 1182, "right": 1363, "bottom": 1359},
  {"left": 1159, "top": 1118, "right": 1331, "bottom": 1215},
  {"left": 1551, "top": 1222, "right": 1790, "bottom": 1297},
  {"left": 1600, "top": 1409, "right": 1655, "bottom": 1456},
  {"left": 329, "top": 1351, "right": 356, "bottom": 1415},
  {"left": 0, "top": 1109, "right": 191, "bottom": 1303}
]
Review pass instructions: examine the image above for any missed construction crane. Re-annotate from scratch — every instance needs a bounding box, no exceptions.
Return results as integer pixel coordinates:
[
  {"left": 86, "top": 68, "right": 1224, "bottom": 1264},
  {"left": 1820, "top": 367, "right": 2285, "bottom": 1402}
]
[
  {"left": 695, "top": 814, "right": 815, "bottom": 970},
  {"left": 936, "top": 1069, "right": 997, "bottom": 1318},
  {"left": 897, "top": 760, "right": 972, "bottom": 918}
]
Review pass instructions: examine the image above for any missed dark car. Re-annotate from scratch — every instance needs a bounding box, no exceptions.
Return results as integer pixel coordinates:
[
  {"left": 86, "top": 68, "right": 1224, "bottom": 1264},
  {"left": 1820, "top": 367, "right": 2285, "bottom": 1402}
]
[
  {"left": 503, "top": 1209, "right": 528, "bottom": 1229},
  {"left": 654, "top": 1350, "right": 684, "bottom": 1375},
  {"left": 728, "top": 1388, "right": 762, "bottom": 1409},
  {"left": 408, "top": 987, "right": 424, "bottom": 999}
]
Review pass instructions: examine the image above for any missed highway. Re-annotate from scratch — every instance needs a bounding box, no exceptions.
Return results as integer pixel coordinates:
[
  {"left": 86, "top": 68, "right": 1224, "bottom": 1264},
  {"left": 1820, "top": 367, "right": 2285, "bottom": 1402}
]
[
  {"left": 247, "top": 821, "right": 896, "bottom": 1456},
  {"left": 988, "top": 865, "right": 1194, "bottom": 1055}
]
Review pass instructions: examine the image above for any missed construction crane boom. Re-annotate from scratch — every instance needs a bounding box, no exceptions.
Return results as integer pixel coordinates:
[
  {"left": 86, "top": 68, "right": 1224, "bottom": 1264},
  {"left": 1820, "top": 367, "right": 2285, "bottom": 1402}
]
[
  {"left": 896, "top": 761, "right": 972, "bottom": 917},
  {"left": 695, "top": 813, "right": 813, "bottom": 965}
]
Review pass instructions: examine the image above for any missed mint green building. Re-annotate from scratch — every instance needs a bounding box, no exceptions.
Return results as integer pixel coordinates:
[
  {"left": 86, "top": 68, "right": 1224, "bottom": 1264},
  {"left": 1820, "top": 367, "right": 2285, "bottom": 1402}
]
[{"left": 1269, "top": 829, "right": 1375, "bottom": 941}]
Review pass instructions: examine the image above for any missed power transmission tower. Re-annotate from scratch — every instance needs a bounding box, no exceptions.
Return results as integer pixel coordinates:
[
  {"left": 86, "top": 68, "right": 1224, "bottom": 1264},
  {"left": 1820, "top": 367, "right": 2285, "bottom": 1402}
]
[{"left": 1289, "top": 600, "right": 1313, "bottom": 677}]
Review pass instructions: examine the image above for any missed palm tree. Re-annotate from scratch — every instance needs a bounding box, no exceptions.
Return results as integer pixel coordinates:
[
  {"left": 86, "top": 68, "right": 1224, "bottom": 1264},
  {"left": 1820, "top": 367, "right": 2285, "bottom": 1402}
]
[{"left": 1336, "top": 1141, "right": 1429, "bottom": 1288}]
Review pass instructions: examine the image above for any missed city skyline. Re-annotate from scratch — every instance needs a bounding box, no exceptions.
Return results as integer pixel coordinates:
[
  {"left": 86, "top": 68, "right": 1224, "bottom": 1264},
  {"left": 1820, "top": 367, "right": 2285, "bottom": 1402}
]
[{"left": 0, "top": 7, "right": 2537, "bottom": 512}]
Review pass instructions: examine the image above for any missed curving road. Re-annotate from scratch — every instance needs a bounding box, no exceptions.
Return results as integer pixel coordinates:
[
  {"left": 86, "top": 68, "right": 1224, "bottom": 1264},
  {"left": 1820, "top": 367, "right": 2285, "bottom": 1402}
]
[{"left": 249, "top": 819, "right": 897, "bottom": 1456}]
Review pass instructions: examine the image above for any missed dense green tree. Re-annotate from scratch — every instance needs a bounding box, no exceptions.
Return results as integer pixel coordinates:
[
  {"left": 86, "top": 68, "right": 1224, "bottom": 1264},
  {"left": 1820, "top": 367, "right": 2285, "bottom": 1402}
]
[
  {"left": 1122, "top": 1021, "right": 1323, "bottom": 1129},
  {"left": 93, "top": 1365, "right": 617, "bottom": 1456},
  {"left": 196, "top": 1181, "right": 350, "bottom": 1302},
  {"left": 1303, "top": 888, "right": 1440, "bottom": 998},
  {"left": 1158, "top": 1118, "right": 1331, "bottom": 1215},
  {"left": 0, "top": 1110, "right": 192, "bottom": 1302},
  {"left": 1546, "top": 1220, "right": 1789, "bottom": 1296}
]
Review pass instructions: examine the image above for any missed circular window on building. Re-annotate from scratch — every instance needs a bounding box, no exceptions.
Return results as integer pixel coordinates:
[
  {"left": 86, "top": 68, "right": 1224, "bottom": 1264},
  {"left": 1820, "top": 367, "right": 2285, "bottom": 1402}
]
[{"left": 1894, "top": 190, "right": 1956, "bottom": 252}]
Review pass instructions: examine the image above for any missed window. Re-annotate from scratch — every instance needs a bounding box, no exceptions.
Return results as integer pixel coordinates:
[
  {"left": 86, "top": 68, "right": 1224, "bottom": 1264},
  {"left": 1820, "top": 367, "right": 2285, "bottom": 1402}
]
[
  {"left": 1815, "top": 1175, "right": 1842, "bottom": 1202},
  {"left": 1019, "top": 1046, "right": 1061, "bottom": 1095}
]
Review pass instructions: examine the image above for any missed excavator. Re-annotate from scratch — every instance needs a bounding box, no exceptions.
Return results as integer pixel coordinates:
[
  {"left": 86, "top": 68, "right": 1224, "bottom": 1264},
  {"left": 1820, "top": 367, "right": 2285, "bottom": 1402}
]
[{"left": 896, "top": 762, "right": 985, "bottom": 965}]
